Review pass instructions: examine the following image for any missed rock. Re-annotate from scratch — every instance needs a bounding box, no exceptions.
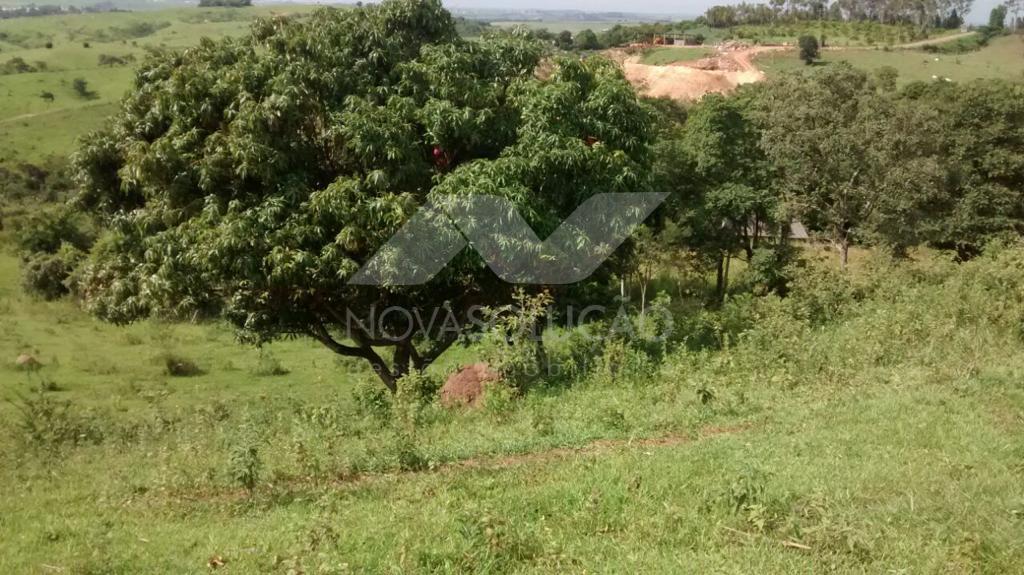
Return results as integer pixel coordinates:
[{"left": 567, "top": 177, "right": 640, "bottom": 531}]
[
  {"left": 440, "top": 363, "right": 500, "bottom": 408},
  {"left": 15, "top": 354, "right": 41, "bottom": 370}
]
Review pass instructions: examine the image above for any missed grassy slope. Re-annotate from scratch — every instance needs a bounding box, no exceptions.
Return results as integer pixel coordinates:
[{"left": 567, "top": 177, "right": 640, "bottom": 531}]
[
  {"left": 0, "top": 6, "right": 317, "bottom": 165},
  {"left": 757, "top": 34, "right": 1024, "bottom": 85},
  {"left": 2, "top": 241, "right": 1024, "bottom": 572}
]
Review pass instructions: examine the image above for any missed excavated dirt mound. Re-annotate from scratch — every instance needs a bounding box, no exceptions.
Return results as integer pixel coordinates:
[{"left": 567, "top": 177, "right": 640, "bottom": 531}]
[
  {"left": 620, "top": 45, "right": 786, "bottom": 102},
  {"left": 440, "top": 363, "right": 501, "bottom": 408}
]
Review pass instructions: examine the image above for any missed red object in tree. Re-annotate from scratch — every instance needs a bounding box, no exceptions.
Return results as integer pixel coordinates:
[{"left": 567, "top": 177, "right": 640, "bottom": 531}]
[
  {"left": 584, "top": 136, "right": 599, "bottom": 147},
  {"left": 432, "top": 146, "right": 444, "bottom": 158}
]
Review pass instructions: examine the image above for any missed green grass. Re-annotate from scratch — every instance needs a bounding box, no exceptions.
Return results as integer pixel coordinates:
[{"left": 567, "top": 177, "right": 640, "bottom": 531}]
[
  {"left": 728, "top": 21, "right": 963, "bottom": 48},
  {"left": 0, "top": 5, "right": 319, "bottom": 166},
  {"left": 3, "top": 233, "right": 1024, "bottom": 571},
  {"left": 756, "top": 35, "right": 1024, "bottom": 85},
  {"left": 639, "top": 46, "right": 715, "bottom": 65}
]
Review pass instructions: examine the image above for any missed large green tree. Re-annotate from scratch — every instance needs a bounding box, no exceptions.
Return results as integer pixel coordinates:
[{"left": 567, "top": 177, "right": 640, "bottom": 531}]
[
  {"left": 71, "top": 0, "right": 655, "bottom": 390},
  {"left": 656, "top": 92, "right": 776, "bottom": 297},
  {"left": 903, "top": 80, "right": 1024, "bottom": 257},
  {"left": 756, "top": 64, "right": 945, "bottom": 268}
]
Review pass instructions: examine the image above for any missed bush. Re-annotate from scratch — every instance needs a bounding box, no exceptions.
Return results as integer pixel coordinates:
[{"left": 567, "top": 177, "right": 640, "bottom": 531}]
[
  {"left": 161, "top": 353, "right": 204, "bottom": 377},
  {"left": 352, "top": 378, "right": 392, "bottom": 421},
  {"left": 21, "top": 244, "right": 85, "bottom": 300},
  {"left": 228, "top": 424, "right": 262, "bottom": 495},
  {"left": 250, "top": 349, "right": 288, "bottom": 377},
  {"left": 14, "top": 207, "right": 93, "bottom": 255},
  {"left": 744, "top": 244, "right": 800, "bottom": 296},
  {"left": 798, "top": 35, "right": 820, "bottom": 64},
  {"left": 9, "top": 391, "right": 105, "bottom": 451},
  {"left": 395, "top": 371, "right": 440, "bottom": 409}
]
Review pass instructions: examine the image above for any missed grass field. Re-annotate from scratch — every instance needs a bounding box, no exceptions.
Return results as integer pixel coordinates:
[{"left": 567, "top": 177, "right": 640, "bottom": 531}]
[
  {"left": 639, "top": 46, "right": 716, "bottom": 65},
  {"left": 0, "top": 6, "right": 317, "bottom": 166},
  {"left": 3, "top": 224, "right": 1024, "bottom": 572},
  {"left": 757, "top": 34, "right": 1024, "bottom": 85}
]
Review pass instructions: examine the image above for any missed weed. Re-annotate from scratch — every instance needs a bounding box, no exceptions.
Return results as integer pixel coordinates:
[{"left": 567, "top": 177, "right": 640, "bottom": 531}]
[{"left": 160, "top": 353, "right": 204, "bottom": 377}]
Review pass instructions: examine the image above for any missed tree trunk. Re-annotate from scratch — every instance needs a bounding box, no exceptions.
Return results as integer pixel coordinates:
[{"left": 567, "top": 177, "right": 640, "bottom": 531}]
[
  {"left": 715, "top": 255, "right": 726, "bottom": 300},
  {"left": 838, "top": 236, "right": 850, "bottom": 271}
]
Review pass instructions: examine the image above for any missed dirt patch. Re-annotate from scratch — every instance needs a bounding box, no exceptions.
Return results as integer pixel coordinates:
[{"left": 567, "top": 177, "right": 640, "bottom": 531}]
[{"left": 620, "top": 45, "right": 787, "bottom": 102}]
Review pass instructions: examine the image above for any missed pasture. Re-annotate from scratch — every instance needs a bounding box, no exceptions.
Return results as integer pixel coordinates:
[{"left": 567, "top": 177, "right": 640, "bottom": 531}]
[
  {"left": 3, "top": 239, "right": 1024, "bottom": 572},
  {"left": 639, "top": 46, "right": 716, "bottom": 65},
  {"left": 757, "top": 34, "right": 1024, "bottom": 85},
  {"left": 0, "top": 6, "right": 316, "bottom": 165}
]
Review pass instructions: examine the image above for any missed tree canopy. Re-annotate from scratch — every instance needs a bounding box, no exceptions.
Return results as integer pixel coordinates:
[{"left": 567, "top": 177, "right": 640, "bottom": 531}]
[{"left": 71, "top": 0, "right": 655, "bottom": 390}]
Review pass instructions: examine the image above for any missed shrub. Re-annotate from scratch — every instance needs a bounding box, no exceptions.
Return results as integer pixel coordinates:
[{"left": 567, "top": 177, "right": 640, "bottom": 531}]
[
  {"left": 395, "top": 370, "right": 440, "bottom": 408},
  {"left": 161, "top": 353, "right": 204, "bottom": 377},
  {"left": 14, "top": 207, "right": 93, "bottom": 255},
  {"left": 798, "top": 35, "right": 819, "bottom": 64},
  {"left": 72, "top": 78, "right": 96, "bottom": 99},
  {"left": 352, "top": 378, "right": 392, "bottom": 421},
  {"left": 250, "top": 349, "right": 288, "bottom": 377},
  {"left": 228, "top": 427, "right": 262, "bottom": 495},
  {"left": 744, "top": 244, "right": 800, "bottom": 296},
  {"left": 8, "top": 391, "right": 104, "bottom": 451},
  {"left": 21, "top": 244, "right": 85, "bottom": 300}
]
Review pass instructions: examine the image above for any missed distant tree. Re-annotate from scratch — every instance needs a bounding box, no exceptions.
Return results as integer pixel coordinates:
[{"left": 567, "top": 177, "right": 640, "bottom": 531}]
[
  {"left": 71, "top": 78, "right": 95, "bottom": 99},
  {"left": 798, "top": 35, "right": 820, "bottom": 65},
  {"left": 757, "top": 65, "right": 946, "bottom": 268},
  {"left": 556, "top": 30, "right": 574, "bottom": 50},
  {"left": 83, "top": 41, "right": 91, "bottom": 48},
  {"left": 575, "top": 29, "right": 601, "bottom": 50},
  {"left": 990, "top": 4, "right": 1008, "bottom": 28},
  {"left": 71, "top": 1, "right": 655, "bottom": 391},
  {"left": 197, "top": 0, "right": 252, "bottom": 6},
  {"left": 44, "top": 41, "right": 53, "bottom": 49}
]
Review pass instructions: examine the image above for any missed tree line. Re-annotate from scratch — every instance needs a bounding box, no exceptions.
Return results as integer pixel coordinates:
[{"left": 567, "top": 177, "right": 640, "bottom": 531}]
[{"left": 702, "top": 0, "right": 976, "bottom": 28}]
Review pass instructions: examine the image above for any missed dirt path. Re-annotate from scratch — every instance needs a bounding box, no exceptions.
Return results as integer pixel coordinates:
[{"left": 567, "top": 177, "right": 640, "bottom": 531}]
[{"left": 896, "top": 31, "right": 976, "bottom": 49}]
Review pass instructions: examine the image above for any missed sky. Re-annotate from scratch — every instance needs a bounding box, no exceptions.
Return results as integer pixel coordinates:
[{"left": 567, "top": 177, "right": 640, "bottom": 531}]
[{"left": 441, "top": 0, "right": 1002, "bottom": 24}]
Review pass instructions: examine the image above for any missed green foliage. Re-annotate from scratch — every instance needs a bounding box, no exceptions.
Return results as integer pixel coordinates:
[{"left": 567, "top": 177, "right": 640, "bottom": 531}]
[
  {"left": 71, "top": 77, "right": 96, "bottom": 99},
  {"left": 483, "top": 290, "right": 554, "bottom": 393},
  {"left": 798, "top": 34, "right": 820, "bottom": 64},
  {"left": 70, "top": 0, "right": 653, "bottom": 391},
  {"left": 990, "top": 4, "right": 1009, "bottom": 28},
  {"left": 160, "top": 353, "right": 204, "bottom": 377},
  {"left": 13, "top": 207, "right": 92, "bottom": 255},
  {"left": 8, "top": 391, "right": 105, "bottom": 452},
  {"left": 352, "top": 377, "right": 393, "bottom": 422},
  {"left": 21, "top": 243, "right": 85, "bottom": 300},
  {"left": 227, "top": 422, "right": 262, "bottom": 495},
  {"left": 574, "top": 29, "right": 600, "bottom": 50},
  {"left": 1, "top": 57, "right": 36, "bottom": 75},
  {"left": 198, "top": 0, "right": 252, "bottom": 6},
  {"left": 251, "top": 349, "right": 288, "bottom": 377},
  {"left": 757, "top": 64, "right": 946, "bottom": 267}
]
